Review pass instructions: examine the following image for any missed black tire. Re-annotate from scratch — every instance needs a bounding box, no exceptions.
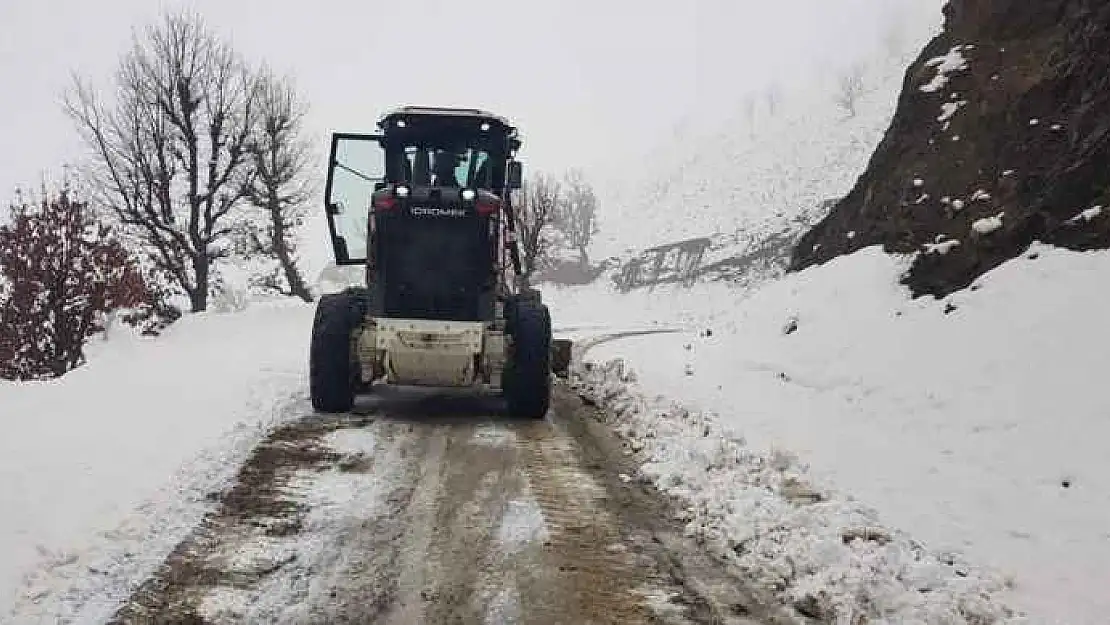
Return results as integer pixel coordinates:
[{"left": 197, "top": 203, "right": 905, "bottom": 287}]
[
  {"left": 504, "top": 299, "right": 552, "bottom": 419},
  {"left": 309, "top": 292, "right": 362, "bottom": 413}
]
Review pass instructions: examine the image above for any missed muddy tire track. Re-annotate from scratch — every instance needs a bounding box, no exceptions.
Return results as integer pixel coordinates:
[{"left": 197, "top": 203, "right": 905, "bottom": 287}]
[{"left": 106, "top": 385, "right": 780, "bottom": 625}]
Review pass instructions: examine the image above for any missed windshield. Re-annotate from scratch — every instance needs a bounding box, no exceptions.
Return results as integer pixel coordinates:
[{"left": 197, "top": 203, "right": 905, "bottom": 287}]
[{"left": 398, "top": 145, "right": 492, "bottom": 188}]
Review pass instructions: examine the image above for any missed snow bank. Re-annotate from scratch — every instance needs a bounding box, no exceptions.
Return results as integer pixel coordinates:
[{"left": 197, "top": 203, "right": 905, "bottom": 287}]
[
  {"left": 550, "top": 243, "right": 1110, "bottom": 625},
  {"left": 0, "top": 301, "right": 315, "bottom": 624},
  {"left": 571, "top": 360, "right": 1019, "bottom": 624}
]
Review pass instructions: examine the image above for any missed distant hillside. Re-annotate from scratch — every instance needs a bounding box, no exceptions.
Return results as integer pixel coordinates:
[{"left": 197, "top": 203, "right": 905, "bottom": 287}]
[
  {"left": 591, "top": 0, "right": 944, "bottom": 285},
  {"left": 792, "top": 0, "right": 1110, "bottom": 297}
]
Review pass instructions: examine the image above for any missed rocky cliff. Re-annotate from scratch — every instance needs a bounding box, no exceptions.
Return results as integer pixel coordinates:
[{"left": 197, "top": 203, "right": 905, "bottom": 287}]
[{"left": 791, "top": 0, "right": 1110, "bottom": 296}]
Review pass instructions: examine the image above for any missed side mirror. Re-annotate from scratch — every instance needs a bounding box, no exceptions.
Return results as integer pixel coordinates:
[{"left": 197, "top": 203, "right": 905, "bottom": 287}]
[
  {"left": 507, "top": 161, "right": 523, "bottom": 190},
  {"left": 374, "top": 181, "right": 387, "bottom": 191},
  {"left": 328, "top": 201, "right": 344, "bottom": 215}
]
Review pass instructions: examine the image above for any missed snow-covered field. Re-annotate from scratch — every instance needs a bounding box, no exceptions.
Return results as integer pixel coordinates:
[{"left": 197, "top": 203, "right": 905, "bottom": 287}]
[
  {"left": 0, "top": 301, "right": 315, "bottom": 623},
  {"left": 546, "top": 243, "right": 1110, "bottom": 625}
]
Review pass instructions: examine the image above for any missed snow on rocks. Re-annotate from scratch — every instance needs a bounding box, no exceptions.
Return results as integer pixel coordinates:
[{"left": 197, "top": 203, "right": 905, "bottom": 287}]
[
  {"left": 925, "top": 239, "right": 961, "bottom": 255},
  {"left": 972, "top": 212, "right": 1005, "bottom": 235},
  {"left": 1066, "top": 205, "right": 1103, "bottom": 224},
  {"left": 920, "top": 45, "right": 971, "bottom": 94},
  {"left": 938, "top": 100, "right": 967, "bottom": 123},
  {"left": 568, "top": 359, "right": 1022, "bottom": 624}
]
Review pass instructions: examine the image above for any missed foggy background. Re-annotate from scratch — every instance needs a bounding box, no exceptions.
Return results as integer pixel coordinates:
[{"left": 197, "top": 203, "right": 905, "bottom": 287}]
[{"left": 0, "top": 0, "right": 936, "bottom": 200}]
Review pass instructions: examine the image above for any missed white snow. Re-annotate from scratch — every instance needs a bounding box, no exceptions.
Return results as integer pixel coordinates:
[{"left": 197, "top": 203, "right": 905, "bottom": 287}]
[
  {"left": 495, "top": 488, "right": 549, "bottom": 553},
  {"left": 1067, "top": 206, "right": 1103, "bottom": 224},
  {"left": 924, "top": 239, "right": 961, "bottom": 254},
  {"left": 973, "top": 213, "right": 1005, "bottom": 235},
  {"left": 9, "top": 3, "right": 1105, "bottom": 624},
  {"left": 938, "top": 100, "right": 967, "bottom": 123},
  {"left": 197, "top": 421, "right": 406, "bottom": 625},
  {"left": 0, "top": 300, "right": 315, "bottom": 623},
  {"left": 920, "top": 45, "right": 971, "bottom": 93},
  {"left": 548, "top": 243, "right": 1110, "bottom": 624}
]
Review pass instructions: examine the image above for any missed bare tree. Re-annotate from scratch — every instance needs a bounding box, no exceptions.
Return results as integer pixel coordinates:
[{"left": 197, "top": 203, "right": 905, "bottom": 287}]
[
  {"left": 240, "top": 68, "right": 315, "bottom": 302},
  {"left": 554, "top": 168, "right": 599, "bottom": 268},
  {"left": 64, "top": 9, "right": 260, "bottom": 312},
  {"left": 514, "top": 172, "right": 560, "bottom": 283},
  {"left": 764, "top": 83, "right": 782, "bottom": 117},
  {"left": 742, "top": 93, "right": 758, "bottom": 138},
  {"left": 835, "top": 63, "right": 866, "bottom": 118}
]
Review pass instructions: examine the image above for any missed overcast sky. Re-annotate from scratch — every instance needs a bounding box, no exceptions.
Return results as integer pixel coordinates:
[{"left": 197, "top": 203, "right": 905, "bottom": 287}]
[{"left": 0, "top": 0, "right": 937, "bottom": 199}]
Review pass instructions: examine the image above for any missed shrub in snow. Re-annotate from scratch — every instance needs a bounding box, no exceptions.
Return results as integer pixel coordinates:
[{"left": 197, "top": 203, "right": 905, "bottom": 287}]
[
  {"left": 0, "top": 190, "right": 173, "bottom": 381},
  {"left": 782, "top": 316, "right": 800, "bottom": 335},
  {"left": 208, "top": 275, "right": 253, "bottom": 313}
]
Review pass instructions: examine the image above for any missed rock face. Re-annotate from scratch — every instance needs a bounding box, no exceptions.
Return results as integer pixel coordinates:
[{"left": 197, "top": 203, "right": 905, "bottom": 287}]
[{"left": 790, "top": 0, "right": 1110, "bottom": 296}]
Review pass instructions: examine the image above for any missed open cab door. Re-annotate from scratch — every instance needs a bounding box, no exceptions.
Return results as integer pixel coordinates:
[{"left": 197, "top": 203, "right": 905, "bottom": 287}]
[{"left": 324, "top": 133, "right": 385, "bottom": 265}]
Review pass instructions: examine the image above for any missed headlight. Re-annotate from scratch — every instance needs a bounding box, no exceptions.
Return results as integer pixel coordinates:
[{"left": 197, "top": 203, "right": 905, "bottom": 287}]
[
  {"left": 461, "top": 188, "right": 476, "bottom": 201},
  {"left": 395, "top": 185, "right": 411, "bottom": 198}
]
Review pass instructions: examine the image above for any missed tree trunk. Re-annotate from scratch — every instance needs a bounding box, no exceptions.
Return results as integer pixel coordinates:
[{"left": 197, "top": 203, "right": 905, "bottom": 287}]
[
  {"left": 282, "top": 254, "right": 313, "bottom": 302},
  {"left": 190, "top": 253, "right": 209, "bottom": 312},
  {"left": 269, "top": 199, "right": 313, "bottom": 302}
]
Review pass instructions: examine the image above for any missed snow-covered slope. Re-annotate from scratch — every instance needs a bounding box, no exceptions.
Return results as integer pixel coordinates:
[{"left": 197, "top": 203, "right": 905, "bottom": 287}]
[
  {"left": 592, "top": 0, "right": 943, "bottom": 264},
  {"left": 0, "top": 302, "right": 314, "bottom": 623},
  {"left": 547, "top": 243, "right": 1110, "bottom": 624}
]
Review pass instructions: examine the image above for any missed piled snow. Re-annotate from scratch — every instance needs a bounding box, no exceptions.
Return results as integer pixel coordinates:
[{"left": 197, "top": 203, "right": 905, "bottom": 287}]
[
  {"left": 571, "top": 360, "right": 1019, "bottom": 624},
  {"left": 548, "top": 243, "right": 1110, "bottom": 625},
  {"left": 0, "top": 301, "right": 315, "bottom": 623}
]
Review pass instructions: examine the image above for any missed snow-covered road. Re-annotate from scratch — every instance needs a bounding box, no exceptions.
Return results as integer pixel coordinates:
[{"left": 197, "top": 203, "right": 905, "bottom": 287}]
[{"left": 108, "top": 384, "right": 773, "bottom": 625}]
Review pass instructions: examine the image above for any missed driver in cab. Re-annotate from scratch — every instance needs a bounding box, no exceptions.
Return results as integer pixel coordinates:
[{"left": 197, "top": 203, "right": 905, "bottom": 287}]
[{"left": 433, "top": 150, "right": 464, "bottom": 187}]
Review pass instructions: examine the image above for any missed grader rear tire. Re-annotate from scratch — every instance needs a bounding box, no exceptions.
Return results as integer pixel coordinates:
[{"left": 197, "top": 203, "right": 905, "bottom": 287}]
[
  {"left": 504, "top": 299, "right": 552, "bottom": 419},
  {"left": 309, "top": 293, "right": 362, "bottom": 413}
]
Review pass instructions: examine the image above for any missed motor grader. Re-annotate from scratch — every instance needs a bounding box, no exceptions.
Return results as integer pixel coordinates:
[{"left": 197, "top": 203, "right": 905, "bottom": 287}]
[{"left": 310, "top": 106, "right": 569, "bottom": 417}]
